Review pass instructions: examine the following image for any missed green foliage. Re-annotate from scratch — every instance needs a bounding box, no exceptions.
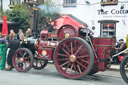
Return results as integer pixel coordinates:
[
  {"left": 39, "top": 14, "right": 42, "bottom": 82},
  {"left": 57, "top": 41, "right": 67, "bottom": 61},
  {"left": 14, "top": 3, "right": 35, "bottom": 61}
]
[
  {"left": 5, "top": 5, "right": 29, "bottom": 31},
  {"left": 38, "top": 9, "right": 60, "bottom": 31},
  {"left": 38, "top": 0, "right": 60, "bottom": 31}
]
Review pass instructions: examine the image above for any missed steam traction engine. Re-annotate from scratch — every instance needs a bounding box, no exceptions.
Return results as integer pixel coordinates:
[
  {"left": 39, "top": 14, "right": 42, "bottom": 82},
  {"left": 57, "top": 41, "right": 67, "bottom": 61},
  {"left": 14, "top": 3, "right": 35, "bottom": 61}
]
[{"left": 12, "top": 25, "right": 116, "bottom": 79}]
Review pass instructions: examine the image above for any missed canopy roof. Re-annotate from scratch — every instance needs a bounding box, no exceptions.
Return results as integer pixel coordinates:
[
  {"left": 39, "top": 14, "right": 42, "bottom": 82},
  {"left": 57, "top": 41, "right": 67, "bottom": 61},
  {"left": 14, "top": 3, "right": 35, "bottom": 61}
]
[{"left": 51, "top": 15, "right": 88, "bottom": 30}]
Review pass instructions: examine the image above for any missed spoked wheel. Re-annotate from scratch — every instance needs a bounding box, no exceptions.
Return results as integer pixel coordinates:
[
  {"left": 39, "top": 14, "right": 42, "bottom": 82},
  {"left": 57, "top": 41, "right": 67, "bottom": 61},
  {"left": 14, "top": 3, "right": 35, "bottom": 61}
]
[
  {"left": 54, "top": 37, "right": 94, "bottom": 79},
  {"left": 13, "top": 48, "right": 34, "bottom": 72},
  {"left": 120, "top": 55, "right": 128, "bottom": 84},
  {"left": 32, "top": 58, "right": 48, "bottom": 70}
]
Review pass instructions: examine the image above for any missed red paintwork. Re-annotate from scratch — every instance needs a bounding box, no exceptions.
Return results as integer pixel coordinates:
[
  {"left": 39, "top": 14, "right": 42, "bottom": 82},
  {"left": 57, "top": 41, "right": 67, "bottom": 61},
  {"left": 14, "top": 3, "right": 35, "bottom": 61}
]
[
  {"left": 58, "top": 25, "right": 78, "bottom": 40},
  {"left": 37, "top": 47, "right": 54, "bottom": 60},
  {"left": 38, "top": 25, "right": 116, "bottom": 72},
  {"left": 119, "top": 56, "right": 124, "bottom": 62},
  {"left": 93, "top": 37, "right": 116, "bottom": 71},
  {"left": 35, "top": 23, "right": 116, "bottom": 78},
  {"left": 51, "top": 15, "right": 86, "bottom": 30},
  {"left": 48, "top": 33, "right": 57, "bottom": 38},
  {"left": 41, "top": 29, "right": 48, "bottom": 39},
  {"left": 36, "top": 40, "right": 58, "bottom": 60}
]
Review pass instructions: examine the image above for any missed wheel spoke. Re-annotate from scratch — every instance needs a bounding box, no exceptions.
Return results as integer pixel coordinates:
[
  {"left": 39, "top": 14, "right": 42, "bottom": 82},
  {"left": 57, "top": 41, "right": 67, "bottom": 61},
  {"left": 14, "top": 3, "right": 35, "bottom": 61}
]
[
  {"left": 78, "top": 49, "right": 88, "bottom": 55},
  {"left": 60, "top": 61, "right": 69, "bottom": 67},
  {"left": 24, "top": 62, "right": 27, "bottom": 68},
  {"left": 76, "top": 61, "right": 86, "bottom": 69},
  {"left": 71, "top": 42, "right": 73, "bottom": 54},
  {"left": 62, "top": 48, "right": 70, "bottom": 56},
  {"left": 24, "top": 57, "right": 30, "bottom": 60},
  {"left": 75, "top": 45, "right": 83, "bottom": 55},
  {"left": 73, "top": 64, "right": 77, "bottom": 74},
  {"left": 24, "top": 60, "right": 31, "bottom": 64},
  {"left": 77, "top": 64, "right": 82, "bottom": 73},
  {"left": 58, "top": 58, "right": 69, "bottom": 61},
  {"left": 16, "top": 55, "right": 20, "bottom": 59},
  {"left": 63, "top": 43, "right": 71, "bottom": 53},
  {"left": 58, "top": 53, "right": 68, "bottom": 57},
  {"left": 80, "top": 59, "right": 89, "bottom": 64},
  {"left": 22, "top": 52, "right": 27, "bottom": 59},
  {"left": 40, "top": 60, "right": 43, "bottom": 66},
  {"left": 64, "top": 62, "right": 71, "bottom": 71},
  {"left": 70, "top": 63, "right": 74, "bottom": 70},
  {"left": 69, "top": 63, "right": 74, "bottom": 73},
  {"left": 19, "top": 51, "right": 23, "bottom": 57},
  {"left": 77, "top": 55, "right": 89, "bottom": 58}
]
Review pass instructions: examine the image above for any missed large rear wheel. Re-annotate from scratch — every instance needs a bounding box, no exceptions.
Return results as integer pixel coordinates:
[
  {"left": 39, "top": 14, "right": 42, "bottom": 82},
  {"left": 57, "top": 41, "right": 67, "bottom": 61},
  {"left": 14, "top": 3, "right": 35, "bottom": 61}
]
[
  {"left": 13, "top": 48, "right": 34, "bottom": 72},
  {"left": 54, "top": 37, "right": 94, "bottom": 79},
  {"left": 120, "top": 55, "right": 128, "bottom": 84}
]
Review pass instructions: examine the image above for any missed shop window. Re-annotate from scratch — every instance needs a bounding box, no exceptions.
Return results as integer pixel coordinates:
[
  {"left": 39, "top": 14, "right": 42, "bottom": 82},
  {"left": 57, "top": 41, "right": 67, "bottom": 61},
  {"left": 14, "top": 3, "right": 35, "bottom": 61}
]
[
  {"left": 101, "top": 24, "right": 115, "bottom": 37},
  {"left": 63, "top": 0, "right": 77, "bottom": 7},
  {"left": 98, "top": 20, "right": 119, "bottom": 37},
  {"left": 101, "top": 0, "right": 118, "bottom": 6}
]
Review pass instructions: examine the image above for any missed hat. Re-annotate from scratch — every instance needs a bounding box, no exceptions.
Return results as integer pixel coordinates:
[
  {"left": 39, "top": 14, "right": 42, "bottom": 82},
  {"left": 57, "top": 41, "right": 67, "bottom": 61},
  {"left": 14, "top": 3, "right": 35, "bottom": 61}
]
[{"left": 119, "top": 39, "right": 124, "bottom": 41}]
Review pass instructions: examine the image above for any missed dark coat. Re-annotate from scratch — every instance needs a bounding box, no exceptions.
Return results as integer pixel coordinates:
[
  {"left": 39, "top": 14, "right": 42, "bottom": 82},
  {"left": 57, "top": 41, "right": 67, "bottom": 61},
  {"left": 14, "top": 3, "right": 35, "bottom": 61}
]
[{"left": 7, "top": 39, "right": 20, "bottom": 66}]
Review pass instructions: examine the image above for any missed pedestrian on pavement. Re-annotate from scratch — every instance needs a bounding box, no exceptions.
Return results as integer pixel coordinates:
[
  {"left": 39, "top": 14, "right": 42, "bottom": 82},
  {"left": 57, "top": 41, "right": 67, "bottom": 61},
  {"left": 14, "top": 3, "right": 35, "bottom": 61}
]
[
  {"left": 6, "top": 35, "right": 20, "bottom": 71},
  {"left": 0, "top": 34, "right": 7, "bottom": 70},
  {"left": 17, "top": 29, "right": 24, "bottom": 40},
  {"left": 7, "top": 29, "right": 16, "bottom": 40},
  {"left": 25, "top": 28, "right": 32, "bottom": 38}
]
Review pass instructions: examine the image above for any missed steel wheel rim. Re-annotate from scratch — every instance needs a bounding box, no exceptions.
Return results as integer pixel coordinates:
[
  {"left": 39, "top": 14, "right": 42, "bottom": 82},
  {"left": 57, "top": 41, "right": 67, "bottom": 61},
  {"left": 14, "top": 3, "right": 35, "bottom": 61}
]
[
  {"left": 54, "top": 38, "right": 91, "bottom": 78},
  {"left": 13, "top": 50, "right": 33, "bottom": 71},
  {"left": 122, "top": 58, "right": 128, "bottom": 82}
]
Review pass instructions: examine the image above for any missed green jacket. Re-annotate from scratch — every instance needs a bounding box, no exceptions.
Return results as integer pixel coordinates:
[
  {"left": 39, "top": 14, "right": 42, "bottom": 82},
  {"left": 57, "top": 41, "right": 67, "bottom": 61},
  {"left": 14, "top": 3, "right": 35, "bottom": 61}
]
[{"left": 0, "top": 44, "right": 7, "bottom": 69}]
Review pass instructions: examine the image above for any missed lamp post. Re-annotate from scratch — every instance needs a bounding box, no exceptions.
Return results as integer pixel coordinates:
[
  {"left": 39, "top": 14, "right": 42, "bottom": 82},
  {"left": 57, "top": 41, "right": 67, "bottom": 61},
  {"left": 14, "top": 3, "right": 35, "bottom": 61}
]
[{"left": 23, "top": 0, "right": 40, "bottom": 38}]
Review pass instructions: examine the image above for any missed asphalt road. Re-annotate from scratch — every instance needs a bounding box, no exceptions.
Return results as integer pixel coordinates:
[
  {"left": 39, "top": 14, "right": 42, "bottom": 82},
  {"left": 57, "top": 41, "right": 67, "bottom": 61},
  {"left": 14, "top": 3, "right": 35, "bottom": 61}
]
[{"left": 0, "top": 64, "right": 127, "bottom": 85}]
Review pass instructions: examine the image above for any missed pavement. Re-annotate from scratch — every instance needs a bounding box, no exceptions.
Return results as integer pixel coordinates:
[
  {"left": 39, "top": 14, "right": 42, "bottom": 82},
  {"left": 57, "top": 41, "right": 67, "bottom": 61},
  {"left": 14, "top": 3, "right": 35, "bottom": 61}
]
[
  {"left": 48, "top": 61, "right": 121, "bottom": 71},
  {"left": 0, "top": 64, "right": 126, "bottom": 85},
  {"left": 109, "top": 64, "right": 120, "bottom": 71}
]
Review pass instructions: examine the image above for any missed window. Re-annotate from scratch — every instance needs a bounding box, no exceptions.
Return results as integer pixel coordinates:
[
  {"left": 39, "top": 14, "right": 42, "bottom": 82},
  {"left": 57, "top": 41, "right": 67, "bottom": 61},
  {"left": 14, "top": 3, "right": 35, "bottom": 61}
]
[
  {"left": 63, "top": 0, "right": 77, "bottom": 7},
  {"left": 101, "top": 24, "right": 115, "bottom": 37},
  {"left": 101, "top": 0, "right": 118, "bottom": 6},
  {"left": 98, "top": 20, "right": 119, "bottom": 37}
]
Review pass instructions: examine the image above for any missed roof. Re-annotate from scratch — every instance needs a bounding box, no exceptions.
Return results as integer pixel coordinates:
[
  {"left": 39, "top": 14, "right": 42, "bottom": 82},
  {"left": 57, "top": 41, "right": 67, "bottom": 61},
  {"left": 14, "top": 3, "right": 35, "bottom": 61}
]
[
  {"left": 51, "top": 15, "right": 88, "bottom": 30},
  {"left": 0, "top": 20, "right": 17, "bottom": 24},
  {"left": 98, "top": 20, "right": 119, "bottom": 23}
]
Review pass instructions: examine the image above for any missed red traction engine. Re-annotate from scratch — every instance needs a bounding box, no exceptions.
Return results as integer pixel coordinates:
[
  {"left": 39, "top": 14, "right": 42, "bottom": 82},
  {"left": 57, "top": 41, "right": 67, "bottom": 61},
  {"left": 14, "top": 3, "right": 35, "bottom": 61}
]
[{"left": 12, "top": 25, "right": 116, "bottom": 79}]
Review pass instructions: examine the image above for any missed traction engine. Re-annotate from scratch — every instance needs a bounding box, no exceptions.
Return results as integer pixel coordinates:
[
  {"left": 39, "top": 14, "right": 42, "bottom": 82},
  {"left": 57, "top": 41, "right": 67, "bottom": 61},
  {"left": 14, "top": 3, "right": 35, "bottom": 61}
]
[{"left": 12, "top": 24, "right": 116, "bottom": 79}]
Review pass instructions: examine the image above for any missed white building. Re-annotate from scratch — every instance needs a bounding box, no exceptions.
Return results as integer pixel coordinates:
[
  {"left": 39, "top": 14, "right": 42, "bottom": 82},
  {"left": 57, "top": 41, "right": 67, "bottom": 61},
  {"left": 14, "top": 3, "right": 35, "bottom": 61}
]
[{"left": 51, "top": 0, "right": 128, "bottom": 41}]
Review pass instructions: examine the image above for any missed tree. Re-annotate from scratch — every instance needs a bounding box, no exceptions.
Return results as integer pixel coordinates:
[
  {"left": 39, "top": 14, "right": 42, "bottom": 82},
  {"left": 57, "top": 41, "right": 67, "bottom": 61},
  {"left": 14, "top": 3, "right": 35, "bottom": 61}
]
[
  {"left": 38, "top": 0, "right": 60, "bottom": 31},
  {"left": 0, "top": 0, "right": 3, "bottom": 19},
  {"left": 6, "top": 4, "right": 30, "bottom": 31}
]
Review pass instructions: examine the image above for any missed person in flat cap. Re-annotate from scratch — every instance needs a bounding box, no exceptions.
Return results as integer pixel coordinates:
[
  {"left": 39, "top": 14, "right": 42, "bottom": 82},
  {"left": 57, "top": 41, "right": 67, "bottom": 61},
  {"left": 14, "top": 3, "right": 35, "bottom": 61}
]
[
  {"left": 115, "top": 39, "right": 126, "bottom": 51},
  {"left": 112, "top": 39, "right": 126, "bottom": 64}
]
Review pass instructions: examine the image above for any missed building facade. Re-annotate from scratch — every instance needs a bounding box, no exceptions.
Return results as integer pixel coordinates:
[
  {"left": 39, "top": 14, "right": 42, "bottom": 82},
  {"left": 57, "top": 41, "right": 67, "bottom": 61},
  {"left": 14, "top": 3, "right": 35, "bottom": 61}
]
[{"left": 51, "top": 0, "right": 128, "bottom": 41}]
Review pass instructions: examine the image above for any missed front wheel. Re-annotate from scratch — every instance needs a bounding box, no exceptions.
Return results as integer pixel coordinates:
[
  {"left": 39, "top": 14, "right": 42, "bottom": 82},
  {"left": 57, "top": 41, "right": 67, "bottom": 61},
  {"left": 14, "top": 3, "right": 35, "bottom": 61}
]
[
  {"left": 13, "top": 48, "right": 34, "bottom": 72},
  {"left": 54, "top": 37, "right": 94, "bottom": 79},
  {"left": 120, "top": 55, "right": 128, "bottom": 84}
]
